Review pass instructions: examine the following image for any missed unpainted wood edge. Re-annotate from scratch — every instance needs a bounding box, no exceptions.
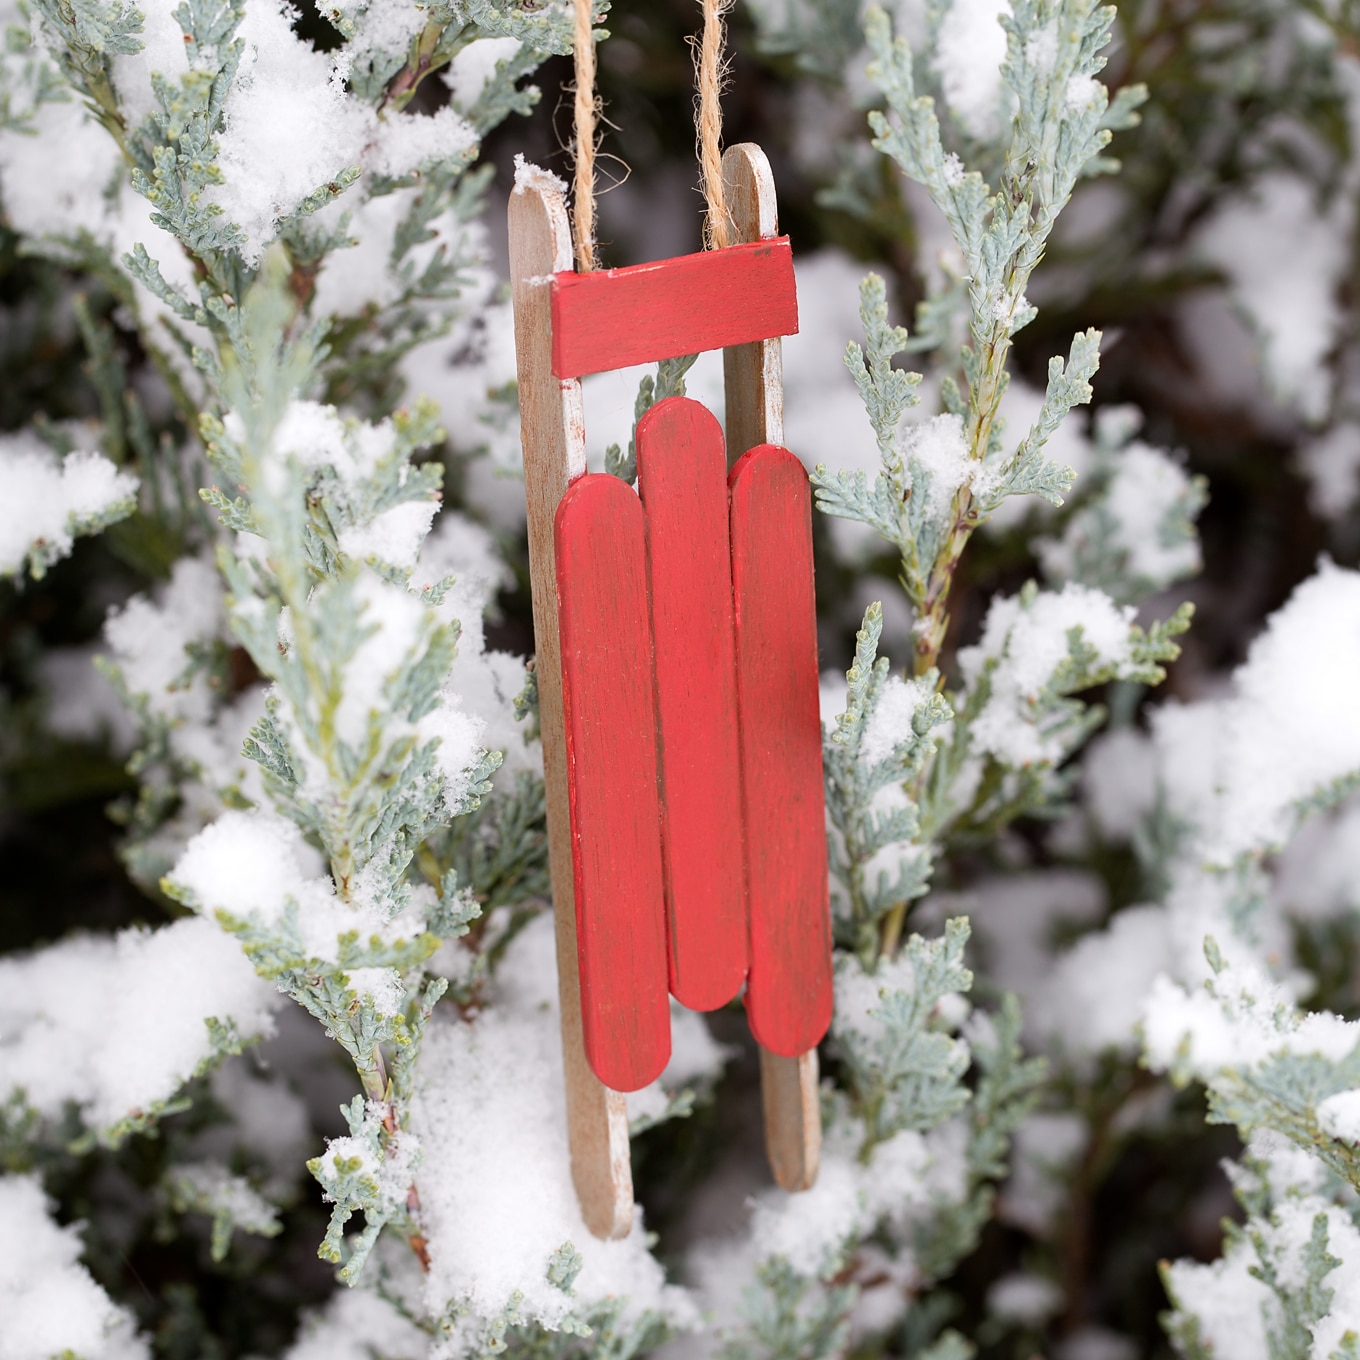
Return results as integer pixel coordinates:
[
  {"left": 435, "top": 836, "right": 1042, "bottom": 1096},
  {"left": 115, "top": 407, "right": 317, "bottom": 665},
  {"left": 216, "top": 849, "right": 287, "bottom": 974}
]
[
  {"left": 721, "top": 145, "right": 784, "bottom": 458},
  {"left": 721, "top": 143, "right": 821, "bottom": 1193},
  {"left": 759, "top": 1046, "right": 821, "bottom": 1192},
  {"left": 508, "top": 175, "right": 633, "bottom": 1240}
]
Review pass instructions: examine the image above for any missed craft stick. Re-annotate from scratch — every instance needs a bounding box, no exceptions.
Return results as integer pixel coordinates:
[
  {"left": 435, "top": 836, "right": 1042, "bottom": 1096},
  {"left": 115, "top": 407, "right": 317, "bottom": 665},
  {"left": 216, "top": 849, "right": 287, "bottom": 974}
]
[
  {"left": 722, "top": 142, "right": 823, "bottom": 1193},
  {"left": 635, "top": 396, "right": 747, "bottom": 1012},
  {"left": 721, "top": 144, "right": 785, "bottom": 463},
  {"left": 508, "top": 171, "right": 634, "bottom": 1239},
  {"left": 550, "top": 238, "right": 798, "bottom": 379},
  {"left": 730, "top": 443, "right": 834, "bottom": 1058},
  {"left": 760, "top": 1045, "right": 821, "bottom": 1192},
  {"left": 556, "top": 476, "right": 672, "bottom": 1090}
]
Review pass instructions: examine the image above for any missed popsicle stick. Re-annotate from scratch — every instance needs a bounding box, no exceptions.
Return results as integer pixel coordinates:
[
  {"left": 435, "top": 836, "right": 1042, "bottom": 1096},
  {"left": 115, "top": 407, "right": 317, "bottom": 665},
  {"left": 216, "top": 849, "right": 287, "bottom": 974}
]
[
  {"left": 551, "top": 238, "right": 798, "bottom": 379},
  {"left": 556, "top": 476, "right": 672, "bottom": 1091},
  {"left": 721, "top": 143, "right": 824, "bottom": 1193},
  {"left": 508, "top": 170, "right": 634, "bottom": 1239},
  {"left": 722, "top": 144, "right": 785, "bottom": 463},
  {"left": 730, "top": 443, "right": 834, "bottom": 1058},
  {"left": 635, "top": 396, "right": 747, "bottom": 1012},
  {"left": 759, "top": 1046, "right": 821, "bottom": 1192}
]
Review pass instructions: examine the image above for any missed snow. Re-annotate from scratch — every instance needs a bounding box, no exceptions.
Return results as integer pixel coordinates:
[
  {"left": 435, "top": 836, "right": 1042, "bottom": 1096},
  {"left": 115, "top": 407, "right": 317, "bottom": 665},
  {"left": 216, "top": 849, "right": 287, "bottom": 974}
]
[
  {"left": 512, "top": 153, "right": 567, "bottom": 198},
  {"left": 1038, "top": 440, "right": 1202, "bottom": 592},
  {"left": 905, "top": 413, "right": 973, "bottom": 529},
  {"left": 1274, "top": 799, "right": 1360, "bottom": 920},
  {"left": 283, "top": 1277, "right": 428, "bottom": 1360},
  {"left": 168, "top": 809, "right": 435, "bottom": 963},
  {"left": 332, "top": 574, "right": 428, "bottom": 747},
  {"left": 410, "top": 915, "right": 695, "bottom": 1349},
  {"left": 103, "top": 556, "right": 224, "bottom": 725},
  {"left": 988, "top": 1272, "right": 1063, "bottom": 1324},
  {"left": 344, "top": 967, "right": 406, "bottom": 1019},
  {"left": 1033, "top": 905, "right": 1173, "bottom": 1059},
  {"left": 169, "top": 809, "right": 325, "bottom": 923},
  {"left": 1205, "top": 560, "right": 1360, "bottom": 860},
  {"left": 0, "top": 917, "right": 278, "bottom": 1130},
  {"left": 1316, "top": 1089, "right": 1360, "bottom": 1143},
  {"left": 0, "top": 432, "right": 138, "bottom": 577},
  {"left": 337, "top": 499, "right": 440, "bottom": 568},
  {"left": 369, "top": 106, "right": 477, "bottom": 180},
  {"left": 932, "top": 0, "right": 1011, "bottom": 141},
  {"left": 1164, "top": 1240, "right": 1272, "bottom": 1360},
  {"left": 0, "top": 94, "right": 122, "bottom": 243},
  {"left": 445, "top": 37, "right": 522, "bottom": 111},
  {"left": 0, "top": 1175, "right": 149, "bottom": 1360},
  {"left": 1299, "top": 422, "right": 1360, "bottom": 519},
  {"left": 1081, "top": 727, "right": 1157, "bottom": 841},
  {"left": 999, "top": 1111, "right": 1088, "bottom": 1234},
  {"left": 958, "top": 583, "right": 1137, "bottom": 766},
  {"left": 860, "top": 673, "right": 941, "bottom": 766},
  {"left": 205, "top": 0, "right": 372, "bottom": 263},
  {"left": 38, "top": 645, "right": 139, "bottom": 753},
  {"left": 1142, "top": 959, "right": 1360, "bottom": 1083},
  {"left": 168, "top": 1161, "right": 281, "bottom": 1237},
  {"left": 1194, "top": 172, "right": 1350, "bottom": 423}
]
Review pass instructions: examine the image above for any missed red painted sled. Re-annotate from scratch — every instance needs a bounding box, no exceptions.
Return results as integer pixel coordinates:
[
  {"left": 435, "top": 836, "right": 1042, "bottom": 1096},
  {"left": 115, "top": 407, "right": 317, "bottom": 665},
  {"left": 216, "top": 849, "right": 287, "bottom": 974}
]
[{"left": 509, "top": 144, "right": 832, "bottom": 1238}]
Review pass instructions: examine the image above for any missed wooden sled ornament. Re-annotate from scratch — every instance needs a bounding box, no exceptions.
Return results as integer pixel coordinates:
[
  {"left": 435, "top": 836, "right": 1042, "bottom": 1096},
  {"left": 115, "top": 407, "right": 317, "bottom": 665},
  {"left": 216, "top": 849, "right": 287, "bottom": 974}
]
[{"left": 509, "top": 144, "right": 832, "bottom": 1239}]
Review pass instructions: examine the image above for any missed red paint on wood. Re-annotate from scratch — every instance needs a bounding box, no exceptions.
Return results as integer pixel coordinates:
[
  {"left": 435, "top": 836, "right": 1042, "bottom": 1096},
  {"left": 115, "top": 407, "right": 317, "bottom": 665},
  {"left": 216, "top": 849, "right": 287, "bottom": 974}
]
[
  {"left": 635, "top": 397, "right": 748, "bottom": 1012},
  {"left": 555, "top": 475, "right": 672, "bottom": 1091},
  {"left": 551, "top": 238, "right": 798, "bottom": 379},
  {"left": 729, "top": 445, "right": 833, "bottom": 1057}
]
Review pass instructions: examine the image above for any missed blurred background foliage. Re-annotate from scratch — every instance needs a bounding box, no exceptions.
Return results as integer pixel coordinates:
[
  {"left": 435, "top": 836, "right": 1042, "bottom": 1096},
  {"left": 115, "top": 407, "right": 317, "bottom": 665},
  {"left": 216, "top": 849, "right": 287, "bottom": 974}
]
[{"left": 4, "top": 1, "right": 1359, "bottom": 1355}]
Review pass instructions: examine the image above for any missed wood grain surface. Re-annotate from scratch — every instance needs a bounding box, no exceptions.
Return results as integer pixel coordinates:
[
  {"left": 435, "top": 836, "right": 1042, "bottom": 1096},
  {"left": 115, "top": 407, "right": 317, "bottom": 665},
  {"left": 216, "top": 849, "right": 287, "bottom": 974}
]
[
  {"left": 508, "top": 174, "right": 634, "bottom": 1238},
  {"left": 721, "top": 145, "right": 785, "bottom": 464},
  {"left": 730, "top": 443, "right": 834, "bottom": 1059},
  {"left": 721, "top": 143, "right": 824, "bottom": 1191},
  {"left": 635, "top": 396, "right": 748, "bottom": 1012},
  {"left": 551, "top": 237, "right": 798, "bottom": 379}
]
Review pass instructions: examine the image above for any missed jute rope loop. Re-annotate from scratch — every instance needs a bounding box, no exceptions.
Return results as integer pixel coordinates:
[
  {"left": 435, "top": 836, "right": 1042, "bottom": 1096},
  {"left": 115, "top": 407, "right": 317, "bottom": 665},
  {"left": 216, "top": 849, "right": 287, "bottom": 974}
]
[
  {"left": 569, "top": 0, "right": 733, "bottom": 269},
  {"left": 695, "top": 0, "right": 734, "bottom": 249},
  {"left": 571, "top": 0, "right": 600, "bottom": 272}
]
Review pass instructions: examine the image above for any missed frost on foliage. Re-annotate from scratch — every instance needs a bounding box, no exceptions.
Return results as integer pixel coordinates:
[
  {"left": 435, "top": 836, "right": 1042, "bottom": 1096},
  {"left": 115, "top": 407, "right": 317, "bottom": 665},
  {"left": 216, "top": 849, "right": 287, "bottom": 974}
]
[
  {"left": 955, "top": 581, "right": 1188, "bottom": 769},
  {"left": 1194, "top": 171, "right": 1351, "bottom": 424},
  {"left": 310, "top": 1095, "right": 424, "bottom": 1284},
  {"left": 1163, "top": 1182, "right": 1360, "bottom": 1360},
  {"left": 0, "top": 916, "right": 277, "bottom": 1137},
  {"left": 1198, "top": 561, "right": 1360, "bottom": 862},
  {"left": 0, "top": 430, "right": 137, "bottom": 578},
  {"left": 692, "top": 920, "right": 1042, "bottom": 1357},
  {"left": 166, "top": 1160, "right": 282, "bottom": 1262},
  {"left": 823, "top": 602, "right": 953, "bottom": 960},
  {"left": 807, "top": 0, "right": 1147, "bottom": 631},
  {"left": 932, "top": 0, "right": 1011, "bottom": 141},
  {"left": 411, "top": 916, "right": 694, "bottom": 1353},
  {"left": 0, "top": 1175, "right": 150, "bottom": 1360},
  {"left": 1037, "top": 407, "right": 1206, "bottom": 605},
  {"left": 167, "top": 809, "right": 428, "bottom": 969},
  {"left": 1143, "top": 940, "right": 1360, "bottom": 1193},
  {"left": 282, "top": 1281, "right": 428, "bottom": 1360}
]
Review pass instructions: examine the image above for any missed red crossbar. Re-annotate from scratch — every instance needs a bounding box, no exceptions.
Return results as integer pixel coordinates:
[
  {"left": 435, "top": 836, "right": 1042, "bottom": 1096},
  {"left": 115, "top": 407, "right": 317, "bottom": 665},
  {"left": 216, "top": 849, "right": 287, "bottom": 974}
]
[{"left": 551, "top": 238, "right": 799, "bottom": 379}]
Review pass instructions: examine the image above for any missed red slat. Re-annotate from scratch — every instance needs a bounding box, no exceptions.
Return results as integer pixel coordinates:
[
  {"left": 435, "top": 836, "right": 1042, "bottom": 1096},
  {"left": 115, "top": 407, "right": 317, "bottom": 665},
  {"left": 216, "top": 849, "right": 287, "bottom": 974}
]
[
  {"left": 551, "top": 238, "right": 798, "bottom": 379},
  {"left": 555, "top": 475, "right": 671, "bottom": 1091},
  {"left": 636, "top": 397, "right": 748, "bottom": 1011},
  {"left": 729, "top": 445, "right": 833, "bottom": 1057}
]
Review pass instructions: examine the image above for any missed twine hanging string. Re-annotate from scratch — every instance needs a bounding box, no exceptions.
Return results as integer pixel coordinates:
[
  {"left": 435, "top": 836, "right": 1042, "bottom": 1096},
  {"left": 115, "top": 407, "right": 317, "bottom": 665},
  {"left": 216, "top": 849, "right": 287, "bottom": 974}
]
[
  {"left": 695, "top": 0, "right": 734, "bottom": 250},
  {"left": 571, "top": 0, "right": 599, "bottom": 272},
  {"left": 569, "top": 0, "right": 734, "bottom": 268}
]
